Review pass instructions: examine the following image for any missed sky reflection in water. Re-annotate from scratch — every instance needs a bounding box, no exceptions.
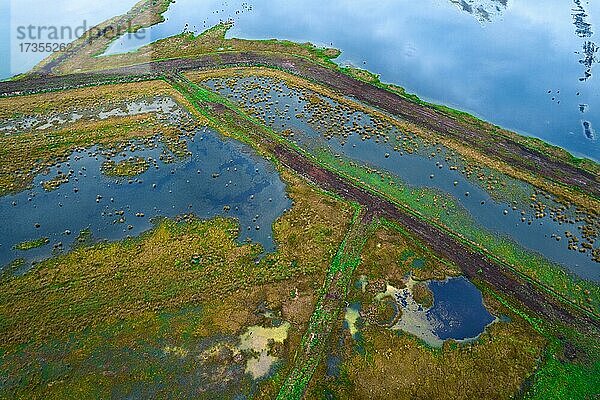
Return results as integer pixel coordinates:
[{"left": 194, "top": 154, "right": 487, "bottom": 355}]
[
  {"left": 3, "top": 0, "right": 598, "bottom": 157},
  {"left": 104, "top": 0, "right": 600, "bottom": 159}
]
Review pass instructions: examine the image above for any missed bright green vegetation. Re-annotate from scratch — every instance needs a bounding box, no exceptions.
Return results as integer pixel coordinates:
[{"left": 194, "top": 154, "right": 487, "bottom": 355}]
[
  {"left": 1, "top": 7, "right": 597, "bottom": 393},
  {"left": 186, "top": 68, "right": 599, "bottom": 316},
  {"left": 303, "top": 223, "right": 548, "bottom": 399},
  {"left": 525, "top": 340, "right": 600, "bottom": 400},
  {"left": 308, "top": 221, "right": 598, "bottom": 400},
  {"left": 167, "top": 72, "right": 600, "bottom": 398},
  {"left": 13, "top": 237, "right": 50, "bottom": 251},
  {"left": 101, "top": 156, "right": 149, "bottom": 177},
  {"left": 486, "top": 285, "right": 600, "bottom": 400}
]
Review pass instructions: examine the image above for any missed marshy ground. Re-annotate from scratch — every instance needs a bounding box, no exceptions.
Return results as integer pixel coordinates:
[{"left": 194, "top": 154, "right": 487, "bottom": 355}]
[
  {"left": 0, "top": 4, "right": 598, "bottom": 398},
  {"left": 0, "top": 67, "right": 597, "bottom": 400}
]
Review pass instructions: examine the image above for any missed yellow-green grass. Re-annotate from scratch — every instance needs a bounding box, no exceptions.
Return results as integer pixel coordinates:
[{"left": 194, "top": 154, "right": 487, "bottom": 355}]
[
  {"left": 0, "top": 169, "right": 352, "bottom": 348},
  {"left": 0, "top": 80, "right": 204, "bottom": 195},
  {"left": 0, "top": 114, "right": 177, "bottom": 195},
  {"left": 181, "top": 70, "right": 600, "bottom": 316},
  {"left": 351, "top": 221, "right": 599, "bottom": 400},
  {"left": 0, "top": 80, "right": 179, "bottom": 118},
  {"left": 49, "top": 22, "right": 339, "bottom": 75},
  {"left": 308, "top": 315, "right": 545, "bottom": 400},
  {"left": 275, "top": 205, "right": 371, "bottom": 400},
  {"left": 305, "top": 214, "right": 598, "bottom": 400}
]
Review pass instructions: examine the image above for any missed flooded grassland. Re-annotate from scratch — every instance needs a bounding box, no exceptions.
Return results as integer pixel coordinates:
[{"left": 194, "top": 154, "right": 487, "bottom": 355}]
[
  {"left": 1, "top": 12, "right": 598, "bottom": 395},
  {"left": 187, "top": 68, "right": 600, "bottom": 314},
  {"left": 0, "top": 78, "right": 360, "bottom": 397},
  {"left": 0, "top": 81, "right": 197, "bottom": 195},
  {"left": 0, "top": 177, "right": 352, "bottom": 398},
  {"left": 0, "top": 71, "right": 597, "bottom": 399}
]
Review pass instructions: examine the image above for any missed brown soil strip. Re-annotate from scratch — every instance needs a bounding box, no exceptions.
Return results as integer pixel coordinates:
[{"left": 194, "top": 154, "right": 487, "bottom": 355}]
[{"left": 2, "top": 58, "right": 597, "bottom": 336}]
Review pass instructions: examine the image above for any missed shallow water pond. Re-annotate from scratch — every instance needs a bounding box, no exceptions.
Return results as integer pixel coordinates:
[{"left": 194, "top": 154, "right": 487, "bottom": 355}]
[
  {"left": 0, "top": 130, "right": 291, "bottom": 270},
  {"left": 384, "top": 277, "right": 497, "bottom": 347},
  {"left": 238, "top": 322, "right": 291, "bottom": 380},
  {"left": 103, "top": 0, "right": 600, "bottom": 160},
  {"left": 0, "top": 96, "right": 190, "bottom": 134}
]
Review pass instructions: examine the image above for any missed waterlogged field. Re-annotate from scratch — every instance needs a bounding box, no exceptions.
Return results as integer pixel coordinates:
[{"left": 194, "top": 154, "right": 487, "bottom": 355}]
[
  {"left": 0, "top": 132, "right": 292, "bottom": 269},
  {"left": 0, "top": 81, "right": 196, "bottom": 195},
  {"left": 191, "top": 69, "right": 600, "bottom": 314},
  {"left": 0, "top": 77, "right": 358, "bottom": 398},
  {"left": 199, "top": 72, "right": 599, "bottom": 272},
  {"left": 303, "top": 224, "right": 543, "bottom": 399},
  {"left": 0, "top": 163, "right": 356, "bottom": 398},
  {"left": 1, "top": 83, "right": 598, "bottom": 399},
  {"left": 0, "top": 84, "right": 292, "bottom": 270},
  {"left": 0, "top": 66, "right": 598, "bottom": 399}
]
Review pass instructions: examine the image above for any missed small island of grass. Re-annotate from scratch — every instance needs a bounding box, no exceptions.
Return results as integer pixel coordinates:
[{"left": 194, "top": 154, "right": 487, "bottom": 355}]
[
  {"left": 13, "top": 237, "right": 50, "bottom": 251},
  {"left": 101, "top": 157, "right": 149, "bottom": 177}
]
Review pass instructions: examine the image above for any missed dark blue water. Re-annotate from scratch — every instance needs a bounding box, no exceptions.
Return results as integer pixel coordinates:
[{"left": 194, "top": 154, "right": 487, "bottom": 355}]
[
  {"left": 427, "top": 277, "right": 496, "bottom": 341},
  {"left": 0, "top": 131, "right": 291, "bottom": 270},
  {"left": 359, "top": 276, "right": 497, "bottom": 346},
  {"left": 101, "top": 0, "right": 600, "bottom": 160}
]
